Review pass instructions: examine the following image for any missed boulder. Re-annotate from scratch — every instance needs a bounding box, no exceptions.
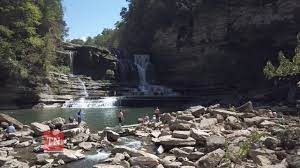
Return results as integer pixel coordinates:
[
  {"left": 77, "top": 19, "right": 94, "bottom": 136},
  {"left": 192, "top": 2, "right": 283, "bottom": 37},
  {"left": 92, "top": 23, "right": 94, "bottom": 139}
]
[
  {"left": 170, "top": 148, "right": 189, "bottom": 158},
  {"left": 151, "top": 130, "right": 161, "bottom": 138},
  {"left": 112, "top": 146, "right": 159, "bottom": 160},
  {"left": 225, "top": 116, "right": 241, "bottom": 129},
  {"left": 260, "top": 120, "right": 277, "bottom": 128},
  {"left": 63, "top": 127, "right": 83, "bottom": 138},
  {"left": 160, "top": 113, "right": 175, "bottom": 124},
  {"left": 206, "top": 135, "right": 225, "bottom": 150},
  {"left": 62, "top": 123, "right": 78, "bottom": 130},
  {"left": 199, "top": 118, "right": 217, "bottom": 129},
  {"left": 71, "top": 132, "right": 89, "bottom": 144},
  {"left": 1, "top": 159, "right": 29, "bottom": 168},
  {"left": 158, "top": 135, "right": 196, "bottom": 147},
  {"left": 89, "top": 133, "right": 102, "bottom": 142},
  {"left": 78, "top": 142, "right": 93, "bottom": 151},
  {"left": 0, "top": 113, "right": 23, "bottom": 129},
  {"left": 93, "top": 164, "right": 124, "bottom": 168},
  {"left": 177, "top": 114, "right": 195, "bottom": 121},
  {"left": 16, "top": 141, "right": 31, "bottom": 148},
  {"left": 262, "top": 137, "right": 280, "bottom": 149},
  {"left": 172, "top": 131, "right": 190, "bottom": 139},
  {"left": 236, "top": 101, "right": 254, "bottom": 112},
  {"left": 190, "top": 128, "right": 210, "bottom": 144},
  {"left": 244, "top": 117, "right": 266, "bottom": 126},
  {"left": 188, "top": 151, "right": 205, "bottom": 161},
  {"left": 57, "top": 149, "right": 85, "bottom": 163},
  {"left": 169, "top": 121, "right": 191, "bottom": 131},
  {"left": 196, "top": 148, "right": 225, "bottom": 167},
  {"left": 163, "top": 162, "right": 182, "bottom": 168},
  {"left": 1, "top": 122, "right": 8, "bottom": 129},
  {"left": 48, "top": 117, "right": 65, "bottom": 128},
  {"left": 208, "top": 109, "right": 243, "bottom": 117},
  {"left": 0, "top": 139, "right": 18, "bottom": 147},
  {"left": 129, "top": 156, "right": 159, "bottom": 168},
  {"left": 30, "top": 122, "right": 50, "bottom": 136},
  {"left": 112, "top": 153, "right": 125, "bottom": 164},
  {"left": 188, "top": 105, "right": 207, "bottom": 118},
  {"left": 287, "top": 155, "right": 300, "bottom": 168},
  {"left": 36, "top": 153, "right": 51, "bottom": 164},
  {"left": 105, "top": 130, "right": 120, "bottom": 142}
]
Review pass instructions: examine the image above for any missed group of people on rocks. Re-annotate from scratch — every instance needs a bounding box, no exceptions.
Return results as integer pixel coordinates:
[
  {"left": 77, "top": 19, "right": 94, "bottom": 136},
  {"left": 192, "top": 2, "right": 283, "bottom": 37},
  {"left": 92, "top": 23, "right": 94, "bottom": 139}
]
[{"left": 116, "top": 107, "right": 161, "bottom": 126}]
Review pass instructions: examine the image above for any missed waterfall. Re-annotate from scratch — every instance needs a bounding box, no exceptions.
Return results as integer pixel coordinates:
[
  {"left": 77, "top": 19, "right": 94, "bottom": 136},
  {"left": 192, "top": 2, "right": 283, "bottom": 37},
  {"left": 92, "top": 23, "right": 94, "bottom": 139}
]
[
  {"left": 62, "top": 97, "right": 119, "bottom": 109},
  {"left": 78, "top": 77, "right": 89, "bottom": 97},
  {"left": 69, "top": 51, "right": 75, "bottom": 74},
  {"left": 134, "top": 55, "right": 150, "bottom": 85}
]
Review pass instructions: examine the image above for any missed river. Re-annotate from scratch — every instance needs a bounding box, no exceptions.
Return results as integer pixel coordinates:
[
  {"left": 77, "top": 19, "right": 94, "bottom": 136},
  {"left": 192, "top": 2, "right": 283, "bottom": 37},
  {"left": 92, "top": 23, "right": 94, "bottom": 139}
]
[{"left": 0, "top": 107, "right": 181, "bottom": 131}]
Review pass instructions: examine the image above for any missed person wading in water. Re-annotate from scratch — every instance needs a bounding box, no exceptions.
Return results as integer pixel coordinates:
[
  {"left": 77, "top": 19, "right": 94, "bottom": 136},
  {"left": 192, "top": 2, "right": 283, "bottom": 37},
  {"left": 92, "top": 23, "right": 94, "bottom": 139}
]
[
  {"left": 117, "top": 109, "right": 124, "bottom": 126},
  {"left": 77, "top": 109, "right": 83, "bottom": 125},
  {"left": 154, "top": 107, "right": 160, "bottom": 122}
]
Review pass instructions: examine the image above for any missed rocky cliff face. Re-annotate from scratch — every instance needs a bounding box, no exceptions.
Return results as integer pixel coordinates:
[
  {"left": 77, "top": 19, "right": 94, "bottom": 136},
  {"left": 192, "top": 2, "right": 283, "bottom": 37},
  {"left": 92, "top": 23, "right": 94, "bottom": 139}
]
[{"left": 149, "top": 0, "right": 300, "bottom": 92}]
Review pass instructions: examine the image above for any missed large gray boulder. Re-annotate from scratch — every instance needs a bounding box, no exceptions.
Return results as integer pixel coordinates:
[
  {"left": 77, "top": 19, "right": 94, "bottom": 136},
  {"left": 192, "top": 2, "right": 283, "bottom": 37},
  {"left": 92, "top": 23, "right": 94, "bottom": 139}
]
[
  {"left": 0, "top": 139, "right": 18, "bottom": 147},
  {"left": 129, "top": 156, "right": 159, "bottom": 168},
  {"left": 30, "top": 122, "right": 50, "bottom": 136},
  {"left": 105, "top": 130, "right": 120, "bottom": 142},
  {"left": 236, "top": 101, "right": 254, "bottom": 112},
  {"left": 0, "top": 113, "right": 23, "bottom": 129},
  {"left": 196, "top": 148, "right": 225, "bottom": 167},
  {"left": 188, "top": 105, "right": 207, "bottom": 118}
]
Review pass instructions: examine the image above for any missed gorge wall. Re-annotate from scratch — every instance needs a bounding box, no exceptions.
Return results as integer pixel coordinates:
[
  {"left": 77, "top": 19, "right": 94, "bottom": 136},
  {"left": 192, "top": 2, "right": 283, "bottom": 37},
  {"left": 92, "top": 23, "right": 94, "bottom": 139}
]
[{"left": 120, "top": 0, "right": 300, "bottom": 94}]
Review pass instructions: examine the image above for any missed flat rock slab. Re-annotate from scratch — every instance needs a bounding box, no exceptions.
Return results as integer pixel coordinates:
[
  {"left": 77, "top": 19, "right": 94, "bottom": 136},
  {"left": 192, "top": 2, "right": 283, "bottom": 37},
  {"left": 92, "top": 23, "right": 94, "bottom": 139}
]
[
  {"left": 0, "top": 113, "right": 23, "bottom": 129},
  {"left": 158, "top": 135, "right": 196, "bottom": 147},
  {"left": 30, "top": 122, "right": 50, "bottom": 136},
  {"left": 112, "top": 146, "right": 159, "bottom": 160},
  {"left": 172, "top": 131, "right": 190, "bottom": 139},
  {"left": 93, "top": 164, "right": 124, "bottom": 168},
  {"left": 209, "top": 109, "right": 243, "bottom": 117}
]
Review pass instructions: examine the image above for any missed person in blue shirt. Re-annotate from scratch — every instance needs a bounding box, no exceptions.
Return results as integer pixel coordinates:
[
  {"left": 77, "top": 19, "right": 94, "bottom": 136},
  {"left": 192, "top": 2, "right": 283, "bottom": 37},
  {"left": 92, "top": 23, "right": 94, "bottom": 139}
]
[{"left": 5, "top": 123, "right": 16, "bottom": 134}]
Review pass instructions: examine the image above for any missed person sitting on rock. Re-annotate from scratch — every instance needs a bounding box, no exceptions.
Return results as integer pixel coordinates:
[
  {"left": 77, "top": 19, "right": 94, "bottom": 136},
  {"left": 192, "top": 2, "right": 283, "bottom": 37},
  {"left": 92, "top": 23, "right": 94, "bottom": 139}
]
[
  {"left": 143, "top": 115, "right": 150, "bottom": 124},
  {"left": 69, "top": 116, "right": 75, "bottom": 123},
  {"left": 5, "top": 123, "right": 16, "bottom": 134}
]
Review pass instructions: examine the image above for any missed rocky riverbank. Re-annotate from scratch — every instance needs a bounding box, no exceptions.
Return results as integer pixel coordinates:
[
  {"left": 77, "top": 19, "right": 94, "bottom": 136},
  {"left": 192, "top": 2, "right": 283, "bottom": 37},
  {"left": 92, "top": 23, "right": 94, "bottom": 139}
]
[{"left": 0, "top": 102, "right": 299, "bottom": 168}]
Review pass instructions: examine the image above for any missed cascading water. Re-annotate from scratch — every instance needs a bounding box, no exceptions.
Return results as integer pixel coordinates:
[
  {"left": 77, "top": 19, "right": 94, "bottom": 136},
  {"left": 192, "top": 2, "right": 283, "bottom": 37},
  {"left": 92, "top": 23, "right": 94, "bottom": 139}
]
[
  {"left": 133, "top": 55, "right": 177, "bottom": 96},
  {"left": 78, "top": 77, "right": 89, "bottom": 97},
  {"left": 69, "top": 51, "right": 75, "bottom": 74}
]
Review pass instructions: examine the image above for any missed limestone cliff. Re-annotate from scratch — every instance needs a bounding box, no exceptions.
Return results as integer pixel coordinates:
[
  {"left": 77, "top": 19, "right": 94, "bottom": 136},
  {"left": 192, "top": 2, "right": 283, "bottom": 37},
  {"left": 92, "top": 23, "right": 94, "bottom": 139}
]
[{"left": 135, "top": 0, "right": 300, "bottom": 93}]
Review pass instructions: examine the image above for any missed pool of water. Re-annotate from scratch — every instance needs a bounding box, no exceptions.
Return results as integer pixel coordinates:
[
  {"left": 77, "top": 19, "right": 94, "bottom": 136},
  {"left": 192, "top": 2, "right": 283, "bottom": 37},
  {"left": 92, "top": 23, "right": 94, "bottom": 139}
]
[{"left": 0, "top": 107, "right": 181, "bottom": 131}]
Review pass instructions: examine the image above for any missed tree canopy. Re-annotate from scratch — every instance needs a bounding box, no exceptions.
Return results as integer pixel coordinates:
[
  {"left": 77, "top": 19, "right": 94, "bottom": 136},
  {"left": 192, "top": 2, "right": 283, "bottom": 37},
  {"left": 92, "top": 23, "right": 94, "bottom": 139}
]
[
  {"left": 0, "top": 0, "right": 66, "bottom": 84},
  {"left": 264, "top": 34, "right": 300, "bottom": 79}
]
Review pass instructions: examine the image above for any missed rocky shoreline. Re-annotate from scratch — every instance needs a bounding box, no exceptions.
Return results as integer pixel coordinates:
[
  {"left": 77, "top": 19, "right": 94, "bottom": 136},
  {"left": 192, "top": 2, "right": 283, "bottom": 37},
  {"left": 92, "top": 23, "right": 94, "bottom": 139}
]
[{"left": 0, "top": 102, "right": 299, "bottom": 168}]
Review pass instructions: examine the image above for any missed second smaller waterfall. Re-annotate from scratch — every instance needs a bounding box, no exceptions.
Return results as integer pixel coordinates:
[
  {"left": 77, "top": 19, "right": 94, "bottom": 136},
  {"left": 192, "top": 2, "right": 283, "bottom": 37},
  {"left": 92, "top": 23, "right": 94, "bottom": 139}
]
[{"left": 78, "top": 77, "right": 89, "bottom": 97}]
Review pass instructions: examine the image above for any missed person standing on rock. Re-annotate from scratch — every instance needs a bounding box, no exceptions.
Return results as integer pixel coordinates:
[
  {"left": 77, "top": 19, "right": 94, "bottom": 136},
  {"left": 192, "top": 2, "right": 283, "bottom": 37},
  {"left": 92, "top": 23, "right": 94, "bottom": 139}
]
[
  {"left": 117, "top": 109, "right": 124, "bottom": 126},
  {"left": 77, "top": 109, "right": 83, "bottom": 125},
  {"left": 154, "top": 107, "right": 160, "bottom": 122}
]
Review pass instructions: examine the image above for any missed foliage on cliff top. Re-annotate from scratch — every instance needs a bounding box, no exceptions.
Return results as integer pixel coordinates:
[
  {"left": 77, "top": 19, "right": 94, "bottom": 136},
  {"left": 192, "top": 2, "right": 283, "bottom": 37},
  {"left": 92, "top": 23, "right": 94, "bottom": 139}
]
[
  {"left": 264, "top": 34, "right": 300, "bottom": 79},
  {"left": 0, "top": 0, "right": 67, "bottom": 85}
]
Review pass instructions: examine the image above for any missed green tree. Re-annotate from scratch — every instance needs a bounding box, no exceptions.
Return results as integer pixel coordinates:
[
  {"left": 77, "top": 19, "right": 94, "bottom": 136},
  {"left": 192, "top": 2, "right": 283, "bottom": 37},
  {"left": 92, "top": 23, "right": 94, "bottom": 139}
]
[{"left": 264, "top": 33, "right": 300, "bottom": 79}]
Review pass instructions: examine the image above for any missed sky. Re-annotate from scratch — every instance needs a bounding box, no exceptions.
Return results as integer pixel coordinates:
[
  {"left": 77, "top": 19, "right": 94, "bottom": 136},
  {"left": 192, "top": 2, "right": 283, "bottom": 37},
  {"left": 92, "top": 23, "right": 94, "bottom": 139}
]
[{"left": 63, "top": 0, "right": 128, "bottom": 41}]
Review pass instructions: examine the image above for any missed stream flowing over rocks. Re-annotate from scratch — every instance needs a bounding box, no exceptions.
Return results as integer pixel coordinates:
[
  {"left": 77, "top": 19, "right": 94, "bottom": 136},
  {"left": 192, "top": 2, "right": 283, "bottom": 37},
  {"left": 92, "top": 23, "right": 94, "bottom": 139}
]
[{"left": 0, "top": 101, "right": 300, "bottom": 168}]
